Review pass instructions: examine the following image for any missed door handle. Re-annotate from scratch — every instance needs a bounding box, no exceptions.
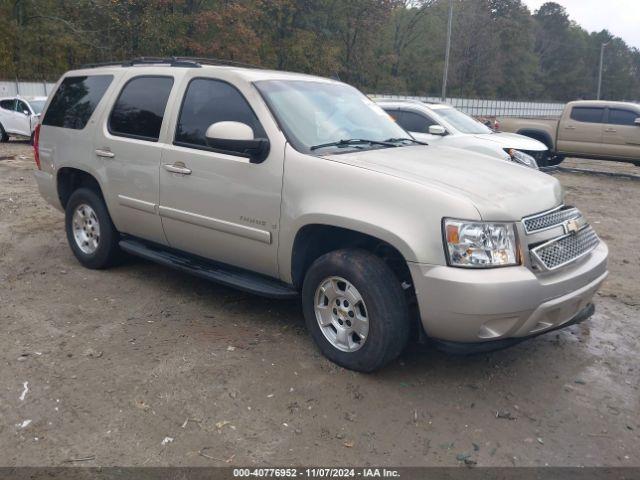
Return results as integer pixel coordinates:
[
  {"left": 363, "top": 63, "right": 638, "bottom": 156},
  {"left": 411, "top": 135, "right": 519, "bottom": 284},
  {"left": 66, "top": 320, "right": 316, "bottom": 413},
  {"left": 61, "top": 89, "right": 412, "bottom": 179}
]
[
  {"left": 95, "top": 148, "right": 115, "bottom": 158},
  {"left": 564, "top": 126, "right": 576, "bottom": 130},
  {"left": 604, "top": 128, "right": 617, "bottom": 133},
  {"left": 163, "top": 162, "right": 192, "bottom": 175}
]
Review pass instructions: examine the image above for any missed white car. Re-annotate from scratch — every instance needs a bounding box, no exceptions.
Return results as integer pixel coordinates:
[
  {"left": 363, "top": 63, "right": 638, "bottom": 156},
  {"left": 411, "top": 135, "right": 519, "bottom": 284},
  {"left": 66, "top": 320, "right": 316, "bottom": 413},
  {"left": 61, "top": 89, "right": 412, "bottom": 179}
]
[
  {"left": 376, "top": 99, "right": 549, "bottom": 169},
  {"left": 0, "top": 95, "right": 47, "bottom": 142}
]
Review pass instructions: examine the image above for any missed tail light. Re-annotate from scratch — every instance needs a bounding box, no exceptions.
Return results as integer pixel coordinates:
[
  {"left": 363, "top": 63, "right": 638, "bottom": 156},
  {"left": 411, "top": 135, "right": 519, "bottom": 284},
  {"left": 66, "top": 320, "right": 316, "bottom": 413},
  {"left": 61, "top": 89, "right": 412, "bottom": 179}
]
[
  {"left": 33, "top": 123, "right": 41, "bottom": 170},
  {"left": 494, "top": 119, "right": 500, "bottom": 131}
]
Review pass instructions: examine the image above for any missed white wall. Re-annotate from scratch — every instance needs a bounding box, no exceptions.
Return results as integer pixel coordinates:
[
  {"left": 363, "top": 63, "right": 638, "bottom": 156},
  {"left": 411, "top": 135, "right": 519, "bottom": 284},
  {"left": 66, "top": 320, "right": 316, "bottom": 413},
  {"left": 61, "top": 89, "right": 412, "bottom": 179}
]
[{"left": 0, "top": 80, "right": 56, "bottom": 98}]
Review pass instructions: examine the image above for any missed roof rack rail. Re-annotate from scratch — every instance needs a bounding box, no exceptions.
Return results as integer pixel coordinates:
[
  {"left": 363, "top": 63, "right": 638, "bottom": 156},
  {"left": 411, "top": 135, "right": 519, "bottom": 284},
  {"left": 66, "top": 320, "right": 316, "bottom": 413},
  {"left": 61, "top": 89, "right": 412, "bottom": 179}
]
[
  {"left": 80, "top": 56, "right": 263, "bottom": 70},
  {"left": 372, "top": 97, "right": 445, "bottom": 106},
  {"left": 173, "top": 57, "right": 264, "bottom": 69}
]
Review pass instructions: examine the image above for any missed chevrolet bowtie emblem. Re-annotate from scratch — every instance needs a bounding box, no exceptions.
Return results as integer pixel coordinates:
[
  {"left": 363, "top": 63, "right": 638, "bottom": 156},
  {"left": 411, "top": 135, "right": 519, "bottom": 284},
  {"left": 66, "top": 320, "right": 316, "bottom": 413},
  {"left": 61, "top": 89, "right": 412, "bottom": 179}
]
[{"left": 564, "top": 217, "right": 584, "bottom": 234}]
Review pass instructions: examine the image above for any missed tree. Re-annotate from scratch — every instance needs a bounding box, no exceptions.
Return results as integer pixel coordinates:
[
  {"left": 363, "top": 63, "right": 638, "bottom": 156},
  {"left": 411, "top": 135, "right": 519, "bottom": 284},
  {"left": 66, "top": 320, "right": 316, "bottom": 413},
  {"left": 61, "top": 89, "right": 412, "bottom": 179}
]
[{"left": 1, "top": 0, "right": 638, "bottom": 102}]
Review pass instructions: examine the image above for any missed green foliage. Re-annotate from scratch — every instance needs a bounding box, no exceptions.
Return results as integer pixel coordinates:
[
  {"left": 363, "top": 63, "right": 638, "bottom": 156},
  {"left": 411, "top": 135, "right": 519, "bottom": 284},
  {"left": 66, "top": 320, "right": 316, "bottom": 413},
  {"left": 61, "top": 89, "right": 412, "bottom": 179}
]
[{"left": 1, "top": 0, "right": 638, "bottom": 101}]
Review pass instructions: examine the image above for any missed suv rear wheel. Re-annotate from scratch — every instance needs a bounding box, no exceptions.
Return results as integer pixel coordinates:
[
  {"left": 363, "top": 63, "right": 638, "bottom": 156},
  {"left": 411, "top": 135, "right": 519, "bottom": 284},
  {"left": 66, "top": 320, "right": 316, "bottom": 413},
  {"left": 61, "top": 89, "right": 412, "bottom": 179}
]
[
  {"left": 65, "top": 188, "right": 121, "bottom": 269},
  {"left": 302, "top": 249, "right": 410, "bottom": 372}
]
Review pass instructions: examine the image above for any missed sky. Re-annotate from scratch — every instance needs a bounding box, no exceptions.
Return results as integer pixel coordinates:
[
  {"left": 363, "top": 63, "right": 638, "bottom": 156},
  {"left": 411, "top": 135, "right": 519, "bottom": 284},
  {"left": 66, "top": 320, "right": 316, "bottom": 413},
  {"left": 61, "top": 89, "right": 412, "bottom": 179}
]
[{"left": 522, "top": 0, "right": 640, "bottom": 49}]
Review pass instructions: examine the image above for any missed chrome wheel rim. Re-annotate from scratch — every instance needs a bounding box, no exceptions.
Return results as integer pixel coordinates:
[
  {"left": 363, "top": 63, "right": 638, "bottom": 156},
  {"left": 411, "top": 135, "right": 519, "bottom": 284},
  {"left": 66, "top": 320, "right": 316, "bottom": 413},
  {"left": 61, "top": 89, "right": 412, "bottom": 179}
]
[
  {"left": 72, "top": 204, "right": 100, "bottom": 254},
  {"left": 314, "top": 276, "right": 369, "bottom": 352}
]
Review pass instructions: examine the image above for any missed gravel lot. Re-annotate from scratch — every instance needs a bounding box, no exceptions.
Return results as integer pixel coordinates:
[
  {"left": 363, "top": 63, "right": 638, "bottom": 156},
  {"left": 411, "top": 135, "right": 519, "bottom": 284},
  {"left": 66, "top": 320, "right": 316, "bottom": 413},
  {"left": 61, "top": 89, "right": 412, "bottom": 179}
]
[{"left": 1, "top": 141, "right": 638, "bottom": 467}]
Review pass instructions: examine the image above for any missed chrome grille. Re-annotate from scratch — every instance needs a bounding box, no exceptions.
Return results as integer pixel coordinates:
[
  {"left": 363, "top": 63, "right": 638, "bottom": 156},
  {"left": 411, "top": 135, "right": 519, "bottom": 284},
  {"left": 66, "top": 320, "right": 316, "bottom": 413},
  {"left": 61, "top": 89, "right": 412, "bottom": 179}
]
[
  {"left": 523, "top": 206, "right": 581, "bottom": 233},
  {"left": 531, "top": 226, "right": 600, "bottom": 270}
]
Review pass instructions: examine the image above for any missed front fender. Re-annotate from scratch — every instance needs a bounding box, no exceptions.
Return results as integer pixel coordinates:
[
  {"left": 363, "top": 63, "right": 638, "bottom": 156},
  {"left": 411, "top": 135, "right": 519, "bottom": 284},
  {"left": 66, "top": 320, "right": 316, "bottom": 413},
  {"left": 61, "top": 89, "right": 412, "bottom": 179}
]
[{"left": 277, "top": 145, "right": 480, "bottom": 283}]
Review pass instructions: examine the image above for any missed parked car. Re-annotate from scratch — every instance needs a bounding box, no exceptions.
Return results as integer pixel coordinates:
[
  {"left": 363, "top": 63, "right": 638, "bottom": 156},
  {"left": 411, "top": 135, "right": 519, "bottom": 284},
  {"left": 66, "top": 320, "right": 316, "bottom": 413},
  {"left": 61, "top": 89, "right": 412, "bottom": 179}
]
[
  {"left": 0, "top": 95, "right": 47, "bottom": 142},
  {"left": 499, "top": 100, "right": 640, "bottom": 166},
  {"left": 375, "top": 99, "right": 548, "bottom": 169},
  {"left": 33, "top": 58, "right": 608, "bottom": 372}
]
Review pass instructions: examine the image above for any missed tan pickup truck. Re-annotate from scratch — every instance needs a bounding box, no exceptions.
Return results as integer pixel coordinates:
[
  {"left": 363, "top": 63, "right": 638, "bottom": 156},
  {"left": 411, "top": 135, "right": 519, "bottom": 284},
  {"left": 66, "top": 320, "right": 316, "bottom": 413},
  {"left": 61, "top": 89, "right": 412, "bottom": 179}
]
[{"left": 499, "top": 100, "right": 640, "bottom": 166}]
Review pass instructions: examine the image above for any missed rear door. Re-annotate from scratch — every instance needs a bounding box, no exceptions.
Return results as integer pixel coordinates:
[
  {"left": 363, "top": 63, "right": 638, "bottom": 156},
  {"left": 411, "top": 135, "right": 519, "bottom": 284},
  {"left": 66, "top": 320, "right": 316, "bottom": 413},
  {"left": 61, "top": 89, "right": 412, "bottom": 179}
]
[
  {"left": 556, "top": 106, "right": 605, "bottom": 156},
  {"left": 602, "top": 107, "right": 640, "bottom": 160},
  {"left": 93, "top": 75, "right": 175, "bottom": 245},
  {"left": 0, "top": 99, "right": 17, "bottom": 134}
]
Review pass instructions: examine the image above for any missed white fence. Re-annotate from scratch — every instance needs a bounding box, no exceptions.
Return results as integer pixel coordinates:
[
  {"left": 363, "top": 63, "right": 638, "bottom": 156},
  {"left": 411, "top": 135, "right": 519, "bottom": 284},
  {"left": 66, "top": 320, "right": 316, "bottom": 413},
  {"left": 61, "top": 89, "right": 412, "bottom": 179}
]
[
  {"left": 0, "top": 80, "right": 57, "bottom": 97},
  {"left": 373, "top": 94, "right": 566, "bottom": 117}
]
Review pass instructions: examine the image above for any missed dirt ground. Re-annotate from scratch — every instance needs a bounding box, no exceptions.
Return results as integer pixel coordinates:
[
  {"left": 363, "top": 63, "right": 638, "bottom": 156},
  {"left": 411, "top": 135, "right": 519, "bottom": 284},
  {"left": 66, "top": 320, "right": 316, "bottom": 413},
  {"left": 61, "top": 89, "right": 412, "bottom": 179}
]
[{"left": 0, "top": 141, "right": 638, "bottom": 468}]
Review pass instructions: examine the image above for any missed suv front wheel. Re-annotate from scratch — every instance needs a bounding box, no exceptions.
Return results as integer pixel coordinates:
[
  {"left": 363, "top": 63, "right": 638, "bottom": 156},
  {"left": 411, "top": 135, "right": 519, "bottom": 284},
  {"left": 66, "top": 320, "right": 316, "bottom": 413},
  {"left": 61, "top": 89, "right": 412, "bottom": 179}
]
[
  {"left": 65, "top": 188, "right": 121, "bottom": 269},
  {"left": 302, "top": 249, "right": 410, "bottom": 372}
]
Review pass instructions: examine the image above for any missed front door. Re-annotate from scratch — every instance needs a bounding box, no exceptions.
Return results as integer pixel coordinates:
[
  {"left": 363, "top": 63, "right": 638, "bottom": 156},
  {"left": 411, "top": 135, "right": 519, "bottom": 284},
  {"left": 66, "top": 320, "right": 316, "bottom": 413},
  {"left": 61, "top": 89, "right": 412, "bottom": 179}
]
[
  {"left": 602, "top": 107, "right": 640, "bottom": 160},
  {"left": 159, "top": 77, "right": 283, "bottom": 277},
  {"left": 93, "top": 74, "right": 175, "bottom": 245},
  {"left": 14, "top": 99, "right": 34, "bottom": 137}
]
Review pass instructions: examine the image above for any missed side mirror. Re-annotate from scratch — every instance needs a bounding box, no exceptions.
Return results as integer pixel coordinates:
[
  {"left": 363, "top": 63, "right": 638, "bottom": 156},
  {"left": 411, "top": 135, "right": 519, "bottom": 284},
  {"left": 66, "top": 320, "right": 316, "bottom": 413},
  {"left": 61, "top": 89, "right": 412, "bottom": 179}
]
[
  {"left": 23, "top": 110, "right": 30, "bottom": 116},
  {"left": 205, "top": 121, "right": 270, "bottom": 163},
  {"left": 634, "top": 118, "right": 640, "bottom": 126},
  {"left": 428, "top": 125, "right": 447, "bottom": 135}
]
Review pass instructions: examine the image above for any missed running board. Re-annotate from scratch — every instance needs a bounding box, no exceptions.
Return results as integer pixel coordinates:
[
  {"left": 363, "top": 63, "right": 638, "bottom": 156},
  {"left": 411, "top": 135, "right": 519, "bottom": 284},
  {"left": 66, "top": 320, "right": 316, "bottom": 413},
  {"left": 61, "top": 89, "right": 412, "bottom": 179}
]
[{"left": 119, "top": 238, "right": 298, "bottom": 299}]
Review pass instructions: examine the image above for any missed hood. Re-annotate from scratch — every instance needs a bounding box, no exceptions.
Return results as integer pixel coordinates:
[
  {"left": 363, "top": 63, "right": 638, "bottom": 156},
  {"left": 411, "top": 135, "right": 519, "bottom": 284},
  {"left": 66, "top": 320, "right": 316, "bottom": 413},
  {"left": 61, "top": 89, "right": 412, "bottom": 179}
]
[
  {"left": 323, "top": 145, "right": 561, "bottom": 220},
  {"left": 471, "top": 132, "right": 547, "bottom": 152}
]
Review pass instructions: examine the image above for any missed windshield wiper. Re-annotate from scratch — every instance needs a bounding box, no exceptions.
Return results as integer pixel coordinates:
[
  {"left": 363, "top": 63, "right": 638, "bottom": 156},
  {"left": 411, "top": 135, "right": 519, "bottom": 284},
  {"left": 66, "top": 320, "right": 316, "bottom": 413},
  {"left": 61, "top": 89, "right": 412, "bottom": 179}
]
[
  {"left": 384, "top": 137, "right": 428, "bottom": 145},
  {"left": 310, "top": 138, "right": 398, "bottom": 151}
]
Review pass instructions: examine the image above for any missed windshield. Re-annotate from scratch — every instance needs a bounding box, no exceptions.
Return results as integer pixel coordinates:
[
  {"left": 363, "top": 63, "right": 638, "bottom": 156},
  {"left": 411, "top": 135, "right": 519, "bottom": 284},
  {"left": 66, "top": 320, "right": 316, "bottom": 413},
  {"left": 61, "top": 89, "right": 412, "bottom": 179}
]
[
  {"left": 436, "top": 107, "right": 492, "bottom": 134},
  {"left": 255, "top": 80, "right": 408, "bottom": 153},
  {"left": 28, "top": 100, "right": 46, "bottom": 114}
]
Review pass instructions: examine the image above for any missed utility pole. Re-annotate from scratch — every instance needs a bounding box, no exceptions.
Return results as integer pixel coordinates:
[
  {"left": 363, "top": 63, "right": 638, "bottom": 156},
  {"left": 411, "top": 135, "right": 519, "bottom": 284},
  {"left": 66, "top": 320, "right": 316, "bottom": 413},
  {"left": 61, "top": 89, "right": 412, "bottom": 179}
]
[
  {"left": 441, "top": 0, "right": 453, "bottom": 102},
  {"left": 597, "top": 41, "right": 609, "bottom": 100}
]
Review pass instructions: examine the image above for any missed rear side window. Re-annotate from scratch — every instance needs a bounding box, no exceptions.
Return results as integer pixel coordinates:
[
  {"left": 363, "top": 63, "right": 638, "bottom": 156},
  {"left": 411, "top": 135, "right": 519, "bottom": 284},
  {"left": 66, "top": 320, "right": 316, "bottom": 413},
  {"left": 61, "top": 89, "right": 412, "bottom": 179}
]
[
  {"left": 109, "top": 76, "right": 174, "bottom": 141},
  {"left": 42, "top": 75, "right": 113, "bottom": 129},
  {"left": 398, "top": 111, "right": 437, "bottom": 133},
  {"left": 0, "top": 99, "right": 16, "bottom": 110},
  {"left": 175, "top": 78, "right": 265, "bottom": 149},
  {"left": 570, "top": 107, "right": 604, "bottom": 124},
  {"left": 608, "top": 108, "right": 639, "bottom": 126}
]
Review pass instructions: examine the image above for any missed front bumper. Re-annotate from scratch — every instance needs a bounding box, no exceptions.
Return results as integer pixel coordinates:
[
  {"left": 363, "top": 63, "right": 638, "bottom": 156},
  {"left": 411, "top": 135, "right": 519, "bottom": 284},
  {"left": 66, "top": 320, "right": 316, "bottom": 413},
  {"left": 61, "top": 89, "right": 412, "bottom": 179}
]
[{"left": 409, "top": 241, "right": 608, "bottom": 343}]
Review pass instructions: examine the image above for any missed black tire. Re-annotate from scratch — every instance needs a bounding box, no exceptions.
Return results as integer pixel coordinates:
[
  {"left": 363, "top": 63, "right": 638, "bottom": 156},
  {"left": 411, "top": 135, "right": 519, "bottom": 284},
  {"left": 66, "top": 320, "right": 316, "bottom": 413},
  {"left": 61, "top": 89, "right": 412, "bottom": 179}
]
[
  {"left": 65, "top": 188, "right": 121, "bottom": 269},
  {"left": 537, "top": 153, "right": 550, "bottom": 168},
  {"left": 0, "top": 123, "right": 8, "bottom": 142},
  {"left": 302, "top": 249, "right": 410, "bottom": 372},
  {"left": 547, "top": 154, "right": 565, "bottom": 166}
]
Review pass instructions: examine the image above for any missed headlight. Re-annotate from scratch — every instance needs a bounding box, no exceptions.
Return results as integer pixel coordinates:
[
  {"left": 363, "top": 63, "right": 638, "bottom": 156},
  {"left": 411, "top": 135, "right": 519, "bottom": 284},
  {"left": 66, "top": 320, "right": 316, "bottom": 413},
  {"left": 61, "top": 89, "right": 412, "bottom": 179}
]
[
  {"left": 443, "top": 219, "right": 519, "bottom": 268},
  {"left": 505, "top": 148, "right": 538, "bottom": 169}
]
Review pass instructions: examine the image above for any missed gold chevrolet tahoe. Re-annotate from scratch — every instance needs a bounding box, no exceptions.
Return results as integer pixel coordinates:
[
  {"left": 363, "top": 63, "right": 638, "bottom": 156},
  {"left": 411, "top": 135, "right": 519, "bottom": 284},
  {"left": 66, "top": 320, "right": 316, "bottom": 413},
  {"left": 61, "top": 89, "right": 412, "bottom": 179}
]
[{"left": 33, "top": 58, "right": 608, "bottom": 372}]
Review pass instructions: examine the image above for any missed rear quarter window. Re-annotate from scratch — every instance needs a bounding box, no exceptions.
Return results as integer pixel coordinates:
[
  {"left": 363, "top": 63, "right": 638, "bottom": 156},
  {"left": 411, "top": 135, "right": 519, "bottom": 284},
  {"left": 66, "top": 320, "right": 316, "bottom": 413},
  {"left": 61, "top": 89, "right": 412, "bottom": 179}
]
[{"left": 42, "top": 75, "right": 113, "bottom": 129}]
